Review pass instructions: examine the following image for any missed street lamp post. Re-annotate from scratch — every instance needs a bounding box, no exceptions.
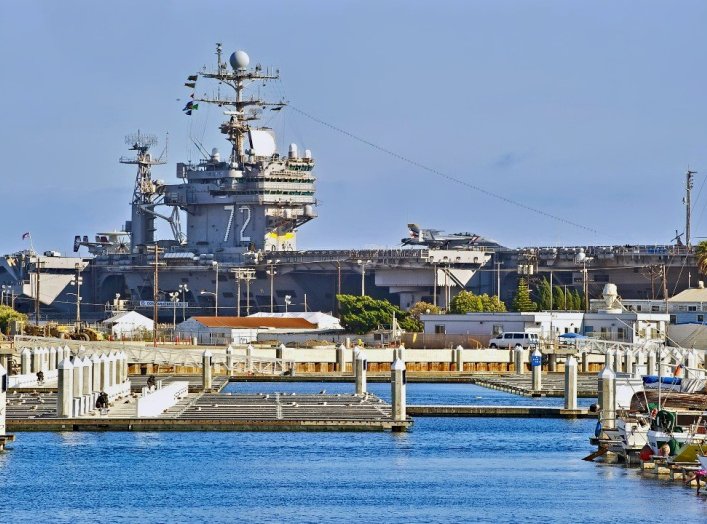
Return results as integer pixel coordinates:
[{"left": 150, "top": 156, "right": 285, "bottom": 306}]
[
  {"left": 178, "top": 284, "right": 189, "bottom": 321},
  {"left": 357, "top": 259, "right": 371, "bottom": 297},
  {"left": 212, "top": 261, "right": 219, "bottom": 317},
  {"left": 169, "top": 291, "right": 179, "bottom": 333},
  {"left": 266, "top": 260, "right": 280, "bottom": 313},
  {"left": 69, "top": 263, "right": 83, "bottom": 326}
]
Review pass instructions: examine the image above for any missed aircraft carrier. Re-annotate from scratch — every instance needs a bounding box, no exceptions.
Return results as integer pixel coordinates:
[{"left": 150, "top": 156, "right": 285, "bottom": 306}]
[{"left": 0, "top": 45, "right": 698, "bottom": 322}]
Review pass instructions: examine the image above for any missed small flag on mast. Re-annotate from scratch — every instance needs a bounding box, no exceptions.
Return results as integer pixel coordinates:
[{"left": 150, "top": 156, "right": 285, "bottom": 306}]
[
  {"left": 22, "top": 232, "right": 30, "bottom": 240},
  {"left": 187, "top": 75, "right": 198, "bottom": 82}
]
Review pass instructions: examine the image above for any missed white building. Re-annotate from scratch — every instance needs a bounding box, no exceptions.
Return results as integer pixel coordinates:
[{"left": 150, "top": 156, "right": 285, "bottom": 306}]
[
  {"left": 175, "top": 316, "right": 321, "bottom": 345},
  {"left": 102, "top": 311, "right": 154, "bottom": 339},
  {"left": 247, "top": 312, "right": 343, "bottom": 331},
  {"left": 421, "top": 310, "right": 668, "bottom": 345}
]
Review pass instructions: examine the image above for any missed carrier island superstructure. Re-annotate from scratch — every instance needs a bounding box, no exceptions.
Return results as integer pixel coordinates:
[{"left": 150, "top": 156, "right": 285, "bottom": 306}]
[{"left": 0, "top": 46, "right": 699, "bottom": 321}]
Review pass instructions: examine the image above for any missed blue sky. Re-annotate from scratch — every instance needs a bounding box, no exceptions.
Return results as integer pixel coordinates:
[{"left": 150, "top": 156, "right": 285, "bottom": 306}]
[{"left": 2, "top": 0, "right": 707, "bottom": 255}]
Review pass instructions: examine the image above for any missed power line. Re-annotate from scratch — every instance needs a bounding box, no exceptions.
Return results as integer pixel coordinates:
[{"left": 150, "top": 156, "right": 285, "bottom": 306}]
[{"left": 289, "top": 105, "right": 604, "bottom": 237}]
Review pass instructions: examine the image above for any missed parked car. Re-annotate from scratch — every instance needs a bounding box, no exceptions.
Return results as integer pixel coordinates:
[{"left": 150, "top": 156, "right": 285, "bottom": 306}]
[{"left": 488, "top": 332, "right": 539, "bottom": 349}]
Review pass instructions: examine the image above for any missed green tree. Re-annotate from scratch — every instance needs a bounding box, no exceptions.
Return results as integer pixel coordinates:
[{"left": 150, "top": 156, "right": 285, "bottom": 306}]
[
  {"left": 0, "top": 305, "right": 26, "bottom": 334},
  {"left": 552, "top": 285, "right": 565, "bottom": 310},
  {"left": 536, "top": 278, "right": 552, "bottom": 310},
  {"left": 449, "top": 290, "right": 482, "bottom": 313},
  {"left": 511, "top": 278, "right": 537, "bottom": 312},
  {"left": 479, "top": 293, "right": 507, "bottom": 312},
  {"left": 336, "top": 294, "right": 418, "bottom": 334},
  {"left": 408, "top": 301, "right": 442, "bottom": 331},
  {"left": 697, "top": 240, "right": 707, "bottom": 275}
]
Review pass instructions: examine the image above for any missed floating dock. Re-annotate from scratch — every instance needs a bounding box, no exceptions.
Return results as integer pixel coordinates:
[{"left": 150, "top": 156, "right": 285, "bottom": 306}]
[
  {"left": 407, "top": 405, "right": 592, "bottom": 418},
  {"left": 5, "top": 389, "right": 410, "bottom": 432}
]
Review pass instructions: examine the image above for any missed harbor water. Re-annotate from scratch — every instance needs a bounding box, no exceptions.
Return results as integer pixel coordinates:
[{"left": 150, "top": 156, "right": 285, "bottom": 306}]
[{"left": 1, "top": 383, "right": 706, "bottom": 522}]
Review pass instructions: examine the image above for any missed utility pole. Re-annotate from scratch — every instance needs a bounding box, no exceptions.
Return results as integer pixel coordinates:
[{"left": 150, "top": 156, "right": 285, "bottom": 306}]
[
  {"left": 662, "top": 263, "right": 669, "bottom": 309},
  {"left": 71, "top": 262, "right": 83, "bottom": 326},
  {"left": 495, "top": 261, "right": 501, "bottom": 301},
  {"left": 433, "top": 262, "right": 438, "bottom": 307},
  {"left": 150, "top": 244, "right": 164, "bottom": 347},
  {"left": 582, "top": 260, "right": 589, "bottom": 313},
  {"left": 34, "top": 259, "right": 44, "bottom": 326},
  {"left": 685, "top": 169, "right": 696, "bottom": 247}
]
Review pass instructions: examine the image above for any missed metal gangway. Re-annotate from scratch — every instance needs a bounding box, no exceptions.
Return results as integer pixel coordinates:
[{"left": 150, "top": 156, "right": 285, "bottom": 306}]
[{"left": 13, "top": 336, "right": 295, "bottom": 375}]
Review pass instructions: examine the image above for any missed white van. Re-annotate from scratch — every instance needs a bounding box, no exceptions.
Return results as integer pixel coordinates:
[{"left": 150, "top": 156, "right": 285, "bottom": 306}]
[{"left": 488, "top": 332, "right": 539, "bottom": 349}]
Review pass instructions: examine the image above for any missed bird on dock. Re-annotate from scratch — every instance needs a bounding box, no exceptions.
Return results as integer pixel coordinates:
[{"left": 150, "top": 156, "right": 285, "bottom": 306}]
[{"left": 319, "top": 389, "right": 326, "bottom": 394}]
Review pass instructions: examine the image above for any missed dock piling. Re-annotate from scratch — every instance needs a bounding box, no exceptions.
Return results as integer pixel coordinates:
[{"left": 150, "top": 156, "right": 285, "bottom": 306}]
[
  {"left": 391, "top": 357, "right": 406, "bottom": 423},
  {"left": 454, "top": 345, "right": 464, "bottom": 372},
  {"left": 598, "top": 365, "right": 616, "bottom": 430},
  {"left": 647, "top": 350, "right": 656, "bottom": 376},
  {"left": 57, "top": 358, "right": 74, "bottom": 418},
  {"left": 202, "top": 350, "right": 213, "bottom": 391},
  {"left": 336, "top": 344, "right": 346, "bottom": 372},
  {"left": 20, "top": 348, "right": 31, "bottom": 375},
  {"left": 355, "top": 350, "right": 367, "bottom": 395},
  {"left": 531, "top": 349, "right": 542, "bottom": 392},
  {"left": 514, "top": 346, "right": 524, "bottom": 375},
  {"left": 564, "top": 356, "right": 578, "bottom": 410},
  {"left": 226, "top": 345, "right": 234, "bottom": 375}
]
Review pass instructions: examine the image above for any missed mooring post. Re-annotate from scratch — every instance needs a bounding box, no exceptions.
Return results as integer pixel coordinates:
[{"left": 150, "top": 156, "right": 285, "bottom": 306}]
[
  {"left": 581, "top": 350, "right": 589, "bottom": 373},
  {"left": 391, "top": 357, "right": 406, "bottom": 422},
  {"left": 20, "top": 348, "right": 31, "bottom": 375},
  {"left": 514, "top": 346, "right": 524, "bottom": 375},
  {"left": 90, "top": 354, "right": 101, "bottom": 392},
  {"left": 0, "top": 363, "right": 7, "bottom": 436},
  {"left": 531, "top": 349, "right": 542, "bottom": 392},
  {"left": 548, "top": 353, "right": 557, "bottom": 372},
  {"left": 57, "top": 358, "right": 74, "bottom": 417},
  {"left": 604, "top": 349, "right": 614, "bottom": 370},
  {"left": 564, "top": 356, "right": 578, "bottom": 410},
  {"left": 72, "top": 356, "right": 83, "bottom": 399},
  {"left": 246, "top": 344, "right": 254, "bottom": 373},
  {"left": 30, "top": 347, "right": 40, "bottom": 374},
  {"left": 624, "top": 349, "right": 634, "bottom": 376},
  {"left": 336, "top": 344, "right": 346, "bottom": 372},
  {"left": 598, "top": 365, "right": 616, "bottom": 430},
  {"left": 226, "top": 345, "right": 234, "bottom": 375},
  {"left": 202, "top": 350, "right": 213, "bottom": 391},
  {"left": 614, "top": 349, "right": 624, "bottom": 373},
  {"left": 454, "top": 345, "right": 464, "bottom": 372},
  {"left": 82, "top": 357, "right": 92, "bottom": 396},
  {"left": 355, "top": 350, "right": 367, "bottom": 395},
  {"left": 352, "top": 346, "right": 361, "bottom": 378},
  {"left": 49, "top": 346, "right": 57, "bottom": 371},
  {"left": 647, "top": 349, "right": 656, "bottom": 376},
  {"left": 100, "top": 353, "right": 110, "bottom": 391}
]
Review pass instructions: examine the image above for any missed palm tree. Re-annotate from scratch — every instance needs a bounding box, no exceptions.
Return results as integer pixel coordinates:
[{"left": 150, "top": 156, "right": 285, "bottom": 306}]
[{"left": 696, "top": 240, "right": 707, "bottom": 275}]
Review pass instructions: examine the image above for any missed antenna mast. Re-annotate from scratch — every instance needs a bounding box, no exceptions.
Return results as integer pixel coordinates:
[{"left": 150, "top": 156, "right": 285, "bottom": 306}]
[{"left": 685, "top": 169, "right": 696, "bottom": 247}]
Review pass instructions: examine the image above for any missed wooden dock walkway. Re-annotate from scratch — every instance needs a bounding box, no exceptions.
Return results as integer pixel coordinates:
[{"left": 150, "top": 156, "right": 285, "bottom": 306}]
[{"left": 407, "top": 405, "right": 593, "bottom": 418}]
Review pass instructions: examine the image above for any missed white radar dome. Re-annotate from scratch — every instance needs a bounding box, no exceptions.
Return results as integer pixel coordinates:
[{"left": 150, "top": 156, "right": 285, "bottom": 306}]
[{"left": 230, "top": 50, "right": 250, "bottom": 70}]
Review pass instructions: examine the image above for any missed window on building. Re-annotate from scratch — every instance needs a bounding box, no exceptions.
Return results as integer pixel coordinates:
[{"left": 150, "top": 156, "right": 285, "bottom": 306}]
[
  {"left": 585, "top": 326, "right": 594, "bottom": 335},
  {"left": 688, "top": 306, "right": 697, "bottom": 312},
  {"left": 636, "top": 305, "right": 642, "bottom": 312},
  {"left": 600, "top": 327, "right": 609, "bottom": 339},
  {"left": 670, "top": 315, "right": 676, "bottom": 324},
  {"left": 434, "top": 325, "right": 446, "bottom": 334},
  {"left": 698, "top": 314, "right": 704, "bottom": 323},
  {"left": 651, "top": 305, "right": 660, "bottom": 312},
  {"left": 617, "top": 327, "right": 626, "bottom": 341}
]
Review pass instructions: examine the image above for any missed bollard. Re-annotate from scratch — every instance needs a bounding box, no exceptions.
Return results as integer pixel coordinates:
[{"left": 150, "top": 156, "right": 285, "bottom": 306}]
[
  {"left": 686, "top": 350, "right": 697, "bottom": 379},
  {"left": 624, "top": 350, "right": 634, "bottom": 376},
  {"left": 352, "top": 346, "right": 361, "bottom": 377},
  {"left": 636, "top": 349, "right": 646, "bottom": 367},
  {"left": 391, "top": 357, "right": 406, "bottom": 422},
  {"left": 90, "top": 354, "right": 101, "bottom": 392},
  {"left": 548, "top": 353, "right": 557, "bottom": 373},
  {"left": 121, "top": 351, "right": 129, "bottom": 383},
  {"left": 49, "top": 346, "right": 57, "bottom": 371},
  {"left": 355, "top": 350, "right": 367, "bottom": 395},
  {"left": 55, "top": 345, "right": 64, "bottom": 364},
  {"left": 531, "top": 349, "right": 542, "bottom": 391},
  {"left": 614, "top": 349, "right": 623, "bottom": 373},
  {"left": 41, "top": 347, "right": 49, "bottom": 372},
  {"left": 336, "top": 344, "right": 346, "bottom": 372},
  {"left": 72, "top": 358, "right": 83, "bottom": 398},
  {"left": 454, "top": 345, "right": 464, "bottom": 372},
  {"left": 21, "top": 348, "right": 31, "bottom": 375},
  {"left": 202, "top": 350, "right": 213, "bottom": 391},
  {"left": 514, "top": 346, "right": 525, "bottom": 375},
  {"left": 598, "top": 365, "right": 616, "bottom": 430},
  {"left": 57, "top": 358, "right": 74, "bottom": 417},
  {"left": 0, "top": 363, "right": 7, "bottom": 436},
  {"left": 564, "top": 356, "right": 578, "bottom": 410},
  {"left": 100, "top": 354, "right": 110, "bottom": 391},
  {"left": 225, "top": 345, "right": 234, "bottom": 375},
  {"left": 31, "top": 348, "right": 40, "bottom": 373},
  {"left": 277, "top": 344, "right": 286, "bottom": 360},
  {"left": 604, "top": 349, "right": 614, "bottom": 370},
  {"left": 647, "top": 350, "right": 656, "bottom": 376},
  {"left": 581, "top": 350, "right": 589, "bottom": 373},
  {"left": 81, "top": 357, "right": 93, "bottom": 396}
]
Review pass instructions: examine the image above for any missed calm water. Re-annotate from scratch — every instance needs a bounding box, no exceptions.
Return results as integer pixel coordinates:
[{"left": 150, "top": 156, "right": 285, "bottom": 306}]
[{"left": 1, "top": 383, "right": 705, "bottom": 523}]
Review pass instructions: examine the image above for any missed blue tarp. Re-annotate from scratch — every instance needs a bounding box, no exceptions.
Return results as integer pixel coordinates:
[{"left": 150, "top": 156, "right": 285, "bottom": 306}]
[
  {"left": 642, "top": 376, "right": 682, "bottom": 385},
  {"left": 558, "top": 333, "right": 588, "bottom": 339}
]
